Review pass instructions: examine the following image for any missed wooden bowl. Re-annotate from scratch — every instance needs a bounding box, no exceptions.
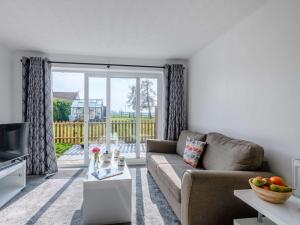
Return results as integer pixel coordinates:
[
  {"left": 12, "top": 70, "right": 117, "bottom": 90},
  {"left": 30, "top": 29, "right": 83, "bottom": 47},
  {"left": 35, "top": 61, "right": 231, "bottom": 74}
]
[{"left": 249, "top": 178, "right": 292, "bottom": 204}]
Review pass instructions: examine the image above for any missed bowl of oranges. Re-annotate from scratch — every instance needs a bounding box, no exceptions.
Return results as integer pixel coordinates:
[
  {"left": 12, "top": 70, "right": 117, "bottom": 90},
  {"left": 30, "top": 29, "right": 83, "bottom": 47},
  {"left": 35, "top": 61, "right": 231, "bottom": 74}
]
[{"left": 249, "top": 176, "right": 293, "bottom": 204}]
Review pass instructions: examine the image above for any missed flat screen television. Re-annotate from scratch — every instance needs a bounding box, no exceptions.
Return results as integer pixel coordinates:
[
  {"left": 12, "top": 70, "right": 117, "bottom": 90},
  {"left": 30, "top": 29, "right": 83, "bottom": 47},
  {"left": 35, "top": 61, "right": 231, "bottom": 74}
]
[{"left": 0, "top": 123, "right": 29, "bottom": 169}]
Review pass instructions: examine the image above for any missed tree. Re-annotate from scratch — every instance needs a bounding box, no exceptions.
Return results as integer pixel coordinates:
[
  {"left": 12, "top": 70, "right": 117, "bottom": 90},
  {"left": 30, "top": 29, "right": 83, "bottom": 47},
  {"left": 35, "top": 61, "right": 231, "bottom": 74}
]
[
  {"left": 53, "top": 99, "right": 72, "bottom": 122},
  {"left": 126, "top": 80, "right": 156, "bottom": 118},
  {"left": 126, "top": 85, "right": 137, "bottom": 113},
  {"left": 141, "top": 80, "right": 156, "bottom": 118}
]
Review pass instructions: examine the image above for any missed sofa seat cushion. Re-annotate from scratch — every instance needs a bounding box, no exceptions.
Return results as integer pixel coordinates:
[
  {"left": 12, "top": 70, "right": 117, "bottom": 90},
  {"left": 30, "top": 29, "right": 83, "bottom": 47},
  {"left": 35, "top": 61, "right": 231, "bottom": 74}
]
[
  {"left": 177, "top": 130, "right": 206, "bottom": 156},
  {"left": 203, "top": 132, "right": 264, "bottom": 171},
  {"left": 147, "top": 152, "right": 184, "bottom": 165},
  {"left": 146, "top": 153, "right": 187, "bottom": 180},
  {"left": 157, "top": 163, "right": 200, "bottom": 203}
]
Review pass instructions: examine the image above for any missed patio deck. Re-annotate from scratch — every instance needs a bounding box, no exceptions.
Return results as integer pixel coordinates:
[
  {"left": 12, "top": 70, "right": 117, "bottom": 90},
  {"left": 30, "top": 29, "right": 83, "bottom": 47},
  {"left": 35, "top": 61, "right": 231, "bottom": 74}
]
[{"left": 57, "top": 143, "right": 146, "bottom": 166}]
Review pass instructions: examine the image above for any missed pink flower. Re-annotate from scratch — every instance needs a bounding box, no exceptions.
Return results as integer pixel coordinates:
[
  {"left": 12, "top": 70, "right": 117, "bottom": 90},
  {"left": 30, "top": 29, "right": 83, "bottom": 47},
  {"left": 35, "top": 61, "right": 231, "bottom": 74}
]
[{"left": 92, "top": 147, "right": 101, "bottom": 154}]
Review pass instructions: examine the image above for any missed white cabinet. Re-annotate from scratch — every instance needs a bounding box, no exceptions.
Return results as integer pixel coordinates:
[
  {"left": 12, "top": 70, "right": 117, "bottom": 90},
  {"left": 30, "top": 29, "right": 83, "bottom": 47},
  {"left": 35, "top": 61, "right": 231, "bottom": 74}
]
[{"left": 0, "top": 161, "right": 26, "bottom": 208}]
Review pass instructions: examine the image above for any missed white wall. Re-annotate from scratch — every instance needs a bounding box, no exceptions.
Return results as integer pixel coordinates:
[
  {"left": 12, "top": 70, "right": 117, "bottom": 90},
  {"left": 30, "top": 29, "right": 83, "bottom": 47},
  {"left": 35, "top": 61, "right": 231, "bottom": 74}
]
[
  {"left": 11, "top": 51, "right": 187, "bottom": 122},
  {"left": 188, "top": 0, "right": 300, "bottom": 184},
  {"left": 0, "top": 44, "right": 13, "bottom": 123}
]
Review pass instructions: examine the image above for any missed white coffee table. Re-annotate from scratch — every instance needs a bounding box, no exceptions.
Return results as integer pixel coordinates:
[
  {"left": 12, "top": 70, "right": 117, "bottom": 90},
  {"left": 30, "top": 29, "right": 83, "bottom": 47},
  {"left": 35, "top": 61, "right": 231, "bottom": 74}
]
[
  {"left": 234, "top": 189, "right": 300, "bottom": 225},
  {"left": 83, "top": 157, "right": 132, "bottom": 225}
]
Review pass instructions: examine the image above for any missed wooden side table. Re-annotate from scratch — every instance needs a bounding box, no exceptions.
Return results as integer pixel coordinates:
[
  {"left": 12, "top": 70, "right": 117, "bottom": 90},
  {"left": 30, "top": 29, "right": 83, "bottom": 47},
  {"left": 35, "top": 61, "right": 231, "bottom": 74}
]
[{"left": 234, "top": 189, "right": 300, "bottom": 225}]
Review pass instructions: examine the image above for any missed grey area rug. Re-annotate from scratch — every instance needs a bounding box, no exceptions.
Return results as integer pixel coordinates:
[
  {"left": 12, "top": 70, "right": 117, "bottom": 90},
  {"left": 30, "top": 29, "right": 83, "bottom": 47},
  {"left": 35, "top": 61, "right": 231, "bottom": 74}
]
[{"left": 0, "top": 166, "right": 181, "bottom": 225}]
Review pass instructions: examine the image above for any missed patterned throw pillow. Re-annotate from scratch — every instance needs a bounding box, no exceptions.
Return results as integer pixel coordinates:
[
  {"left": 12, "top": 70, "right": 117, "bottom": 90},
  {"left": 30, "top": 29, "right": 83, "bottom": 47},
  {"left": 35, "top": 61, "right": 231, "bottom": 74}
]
[{"left": 183, "top": 137, "right": 206, "bottom": 168}]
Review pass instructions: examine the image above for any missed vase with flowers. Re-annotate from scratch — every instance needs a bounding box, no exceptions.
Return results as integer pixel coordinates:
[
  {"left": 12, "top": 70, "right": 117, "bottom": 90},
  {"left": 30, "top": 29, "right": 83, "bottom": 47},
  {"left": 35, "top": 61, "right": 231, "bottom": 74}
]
[{"left": 92, "top": 146, "right": 101, "bottom": 169}]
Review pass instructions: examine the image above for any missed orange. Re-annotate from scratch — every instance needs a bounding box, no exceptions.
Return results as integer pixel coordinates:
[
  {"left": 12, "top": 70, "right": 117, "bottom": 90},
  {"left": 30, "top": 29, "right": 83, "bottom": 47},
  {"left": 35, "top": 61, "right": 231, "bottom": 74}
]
[{"left": 269, "top": 176, "right": 286, "bottom": 186}]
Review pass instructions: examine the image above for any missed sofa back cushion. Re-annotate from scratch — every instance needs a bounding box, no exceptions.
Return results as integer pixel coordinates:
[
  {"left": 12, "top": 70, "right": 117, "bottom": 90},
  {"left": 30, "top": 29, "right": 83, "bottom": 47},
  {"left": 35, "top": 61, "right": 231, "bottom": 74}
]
[
  {"left": 177, "top": 130, "right": 206, "bottom": 156},
  {"left": 202, "top": 132, "right": 264, "bottom": 171}
]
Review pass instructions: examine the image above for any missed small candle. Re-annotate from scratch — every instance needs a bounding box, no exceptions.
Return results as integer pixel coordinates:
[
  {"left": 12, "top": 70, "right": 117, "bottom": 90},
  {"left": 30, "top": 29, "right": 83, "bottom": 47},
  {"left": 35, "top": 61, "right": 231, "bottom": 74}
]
[
  {"left": 114, "top": 149, "right": 120, "bottom": 158},
  {"left": 118, "top": 155, "right": 125, "bottom": 166}
]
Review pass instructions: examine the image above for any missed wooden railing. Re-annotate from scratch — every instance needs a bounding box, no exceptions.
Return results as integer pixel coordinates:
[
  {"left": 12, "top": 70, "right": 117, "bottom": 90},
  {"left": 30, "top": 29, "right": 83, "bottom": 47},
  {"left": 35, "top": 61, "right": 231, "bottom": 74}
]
[
  {"left": 53, "top": 120, "right": 156, "bottom": 144},
  {"left": 54, "top": 122, "right": 84, "bottom": 144}
]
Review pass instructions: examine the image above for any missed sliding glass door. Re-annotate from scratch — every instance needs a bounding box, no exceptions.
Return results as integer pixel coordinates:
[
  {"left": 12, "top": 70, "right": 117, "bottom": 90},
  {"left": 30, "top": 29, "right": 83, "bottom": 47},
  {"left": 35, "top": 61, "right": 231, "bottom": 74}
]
[
  {"left": 52, "top": 71, "right": 86, "bottom": 167},
  {"left": 84, "top": 76, "right": 107, "bottom": 164},
  {"left": 110, "top": 78, "right": 138, "bottom": 158},
  {"left": 84, "top": 73, "right": 161, "bottom": 164}
]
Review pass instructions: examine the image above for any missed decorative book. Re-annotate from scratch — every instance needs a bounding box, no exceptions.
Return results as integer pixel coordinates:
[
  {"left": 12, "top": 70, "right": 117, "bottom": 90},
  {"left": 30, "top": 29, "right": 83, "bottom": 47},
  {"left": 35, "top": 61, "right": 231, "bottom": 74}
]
[{"left": 92, "top": 167, "right": 123, "bottom": 180}]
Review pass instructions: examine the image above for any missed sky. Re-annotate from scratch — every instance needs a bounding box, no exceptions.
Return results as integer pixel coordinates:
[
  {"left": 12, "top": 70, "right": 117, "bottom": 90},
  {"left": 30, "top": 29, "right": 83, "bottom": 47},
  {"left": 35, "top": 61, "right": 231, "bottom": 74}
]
[{"left": 52, "top": 72, "right": 157, "bottom": 112}]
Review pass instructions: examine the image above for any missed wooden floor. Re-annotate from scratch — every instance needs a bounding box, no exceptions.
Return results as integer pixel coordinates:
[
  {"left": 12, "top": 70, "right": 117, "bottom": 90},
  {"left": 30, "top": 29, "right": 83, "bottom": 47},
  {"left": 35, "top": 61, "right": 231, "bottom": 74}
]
[{"left": 57, "top": 143, "right": 146, "bottom": 166}]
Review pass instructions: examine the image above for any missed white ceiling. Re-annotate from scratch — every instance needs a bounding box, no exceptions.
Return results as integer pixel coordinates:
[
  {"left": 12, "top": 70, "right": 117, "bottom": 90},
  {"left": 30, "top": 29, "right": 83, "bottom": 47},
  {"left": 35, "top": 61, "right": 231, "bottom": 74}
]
[{"left": 0, "top": 0, "right": 265, "bottom": 59}]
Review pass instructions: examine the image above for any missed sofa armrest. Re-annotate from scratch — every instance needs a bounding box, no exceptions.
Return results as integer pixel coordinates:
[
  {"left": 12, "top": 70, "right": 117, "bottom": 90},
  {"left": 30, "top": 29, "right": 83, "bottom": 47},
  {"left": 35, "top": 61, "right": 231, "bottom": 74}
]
[
  {"left": 181, "top": 170, "right": 273, "bottom": 225},
  {"left": 146, "top": 139, "right": 177, "bottom": 154}
]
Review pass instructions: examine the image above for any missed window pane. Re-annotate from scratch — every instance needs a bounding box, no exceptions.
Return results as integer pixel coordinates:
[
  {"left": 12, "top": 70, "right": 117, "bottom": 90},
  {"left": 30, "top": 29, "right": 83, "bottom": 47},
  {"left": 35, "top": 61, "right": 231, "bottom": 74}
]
[
  {"left": 88, "top": 77, "right": 107, "bottom": 147},
  {"left": 140, "top": 78, "right": 158, "bottom": 158},
  {"left": 52, "top": 72, "right": 84, "bottom": 166},
  {"left": 110, "top": 78, "right": 137, "bottom": 158}
]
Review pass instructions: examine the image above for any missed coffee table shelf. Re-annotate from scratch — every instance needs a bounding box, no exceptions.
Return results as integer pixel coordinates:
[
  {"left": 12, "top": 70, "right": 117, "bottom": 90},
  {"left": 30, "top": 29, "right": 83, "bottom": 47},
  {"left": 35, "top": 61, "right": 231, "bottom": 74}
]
[{"left": 234, "top": 217, "right": 275, "bottom": 225}]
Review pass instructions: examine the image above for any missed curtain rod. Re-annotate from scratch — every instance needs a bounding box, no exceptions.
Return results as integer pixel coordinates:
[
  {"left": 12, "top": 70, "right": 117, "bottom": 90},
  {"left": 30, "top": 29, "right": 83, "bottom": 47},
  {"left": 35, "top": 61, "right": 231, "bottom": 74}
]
[{"left": 20, "top": 59, "right": 165, "bottom": 69}]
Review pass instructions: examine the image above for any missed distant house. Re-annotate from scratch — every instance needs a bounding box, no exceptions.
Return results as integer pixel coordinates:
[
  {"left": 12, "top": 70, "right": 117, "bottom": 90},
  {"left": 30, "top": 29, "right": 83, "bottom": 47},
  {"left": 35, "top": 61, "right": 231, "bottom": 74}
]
[
  {"left": 53, "top": 91, "right": 79, "bottom": 101},
  {"left": 70, "top": 99, "right": 106, "bottom": 122}
]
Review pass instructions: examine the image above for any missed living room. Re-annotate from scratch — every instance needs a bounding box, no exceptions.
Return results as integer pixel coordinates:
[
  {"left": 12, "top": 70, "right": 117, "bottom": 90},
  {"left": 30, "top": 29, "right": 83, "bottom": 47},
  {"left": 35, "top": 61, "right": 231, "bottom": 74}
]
[{"left": 0, "top": 1, "right": 299, "bottom": 225}]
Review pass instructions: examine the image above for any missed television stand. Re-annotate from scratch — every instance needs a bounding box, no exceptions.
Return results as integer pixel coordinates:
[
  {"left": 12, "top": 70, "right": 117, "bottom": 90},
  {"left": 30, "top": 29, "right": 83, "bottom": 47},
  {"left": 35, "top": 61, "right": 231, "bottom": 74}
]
[{"left": 0, "top": 160, "right": 26, "bottom": 208}]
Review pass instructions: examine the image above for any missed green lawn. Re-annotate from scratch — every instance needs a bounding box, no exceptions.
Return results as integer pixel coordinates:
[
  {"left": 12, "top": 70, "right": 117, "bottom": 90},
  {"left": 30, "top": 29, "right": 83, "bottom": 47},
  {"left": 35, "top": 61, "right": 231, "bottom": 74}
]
[
  {"left": 55, "top": 143, "right": 72, "bottom": 158},
  {"left": 111, "top": 117, "right": 155, "bottom": 121}
]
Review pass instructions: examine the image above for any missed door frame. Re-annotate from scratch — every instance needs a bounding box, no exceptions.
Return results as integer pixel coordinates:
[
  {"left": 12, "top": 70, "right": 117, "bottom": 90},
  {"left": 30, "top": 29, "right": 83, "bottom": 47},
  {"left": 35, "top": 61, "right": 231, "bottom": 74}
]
[
  {"left": 84, "top": 71, "right": 163, "bottom": 166},
  {"left": 51, "top": 67, "right": 164, "bottom": 166}
]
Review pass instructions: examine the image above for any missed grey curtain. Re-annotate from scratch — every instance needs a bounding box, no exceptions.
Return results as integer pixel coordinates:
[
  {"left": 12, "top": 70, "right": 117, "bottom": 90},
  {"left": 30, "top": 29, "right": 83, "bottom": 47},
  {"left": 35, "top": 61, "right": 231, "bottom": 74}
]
[
  {"left": 22, "top": 57, "right": 58, "bottom": 175},
  {"left": 164, "top": 64, "right": 187, "bottom": 140}
]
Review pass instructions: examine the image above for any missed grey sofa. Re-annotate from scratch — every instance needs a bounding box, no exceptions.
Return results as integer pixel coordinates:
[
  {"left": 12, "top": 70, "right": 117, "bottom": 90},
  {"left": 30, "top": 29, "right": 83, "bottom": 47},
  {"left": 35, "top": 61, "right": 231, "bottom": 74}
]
[{"left": 146, "top": 130, "right": 271, "bottom": 225}]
